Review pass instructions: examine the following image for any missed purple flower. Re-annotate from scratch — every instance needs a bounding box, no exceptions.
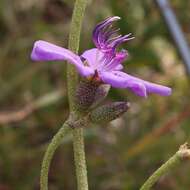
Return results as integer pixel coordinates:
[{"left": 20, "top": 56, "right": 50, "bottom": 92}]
[{"left": 31, "top": 16, "right": 172, "bottom": 97}]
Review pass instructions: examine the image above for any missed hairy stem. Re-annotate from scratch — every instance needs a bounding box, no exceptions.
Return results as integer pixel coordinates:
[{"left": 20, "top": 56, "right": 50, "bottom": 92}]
[
  {"left": 73, "top": 127, "right": 88, "bottom": 190},
  {"left": 140, "top": 143, "right": 190, "bottom": 190},
  {"left": 67, "top": 0, "right": 89, "bottom": 111},
  {"left": 40, "top": 0, "right": 89, "bottom": 189},
  {"left": 67, "top": 0, "right": 89, "bottom": 190},
  {"left": 40, "top": 122, "right": 71, "bottom": 190}
]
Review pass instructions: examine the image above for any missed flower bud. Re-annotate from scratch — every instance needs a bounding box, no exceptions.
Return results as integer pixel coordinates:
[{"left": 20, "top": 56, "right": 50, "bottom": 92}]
[
  {"left": 91, "top": 84, "right": 110, "bottom": 108},
  {"left": 74, "top": 80, "right": 100, "bottom": 112},
  {"left": 90, "top": 102, "right": 130, "bottom": 124}
]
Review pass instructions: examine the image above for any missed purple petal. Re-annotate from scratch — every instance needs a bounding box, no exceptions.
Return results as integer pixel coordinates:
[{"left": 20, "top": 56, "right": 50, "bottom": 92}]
[
  {"left": 128, "top": 81, "right": 147, "bottom": 97},
  {"left": 99, "top": 71, "right": 128, "bottom": 88},
  {"left": 31, "top": 40, "right": 94, "bottom": 76},
  {"left": 111, "top": 71, "right": 172, "bottom": 96},
  {"left": 99, "top": 71, "right": 147, "bottom": 97},
  {"left": 81, "top": 48, "right": 127, "bottom": 72},
  {"left": 81, "top": 48, "right": 104, "bottom": 69},
  {"left": 99, "top": 71, "right": 172, "bottom": 97},
  {"left": 141, "top": 80, "right": 172, "bottom": 96},
  {"left": 114, "top": 64, "right": 124, "bottom": 70}
]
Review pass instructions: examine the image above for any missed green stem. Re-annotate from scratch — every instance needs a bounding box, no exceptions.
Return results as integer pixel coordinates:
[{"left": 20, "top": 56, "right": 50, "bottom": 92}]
[
  {"left": 140, "top": 143, "right": 190, "bottom": 190},
  {"left": 67, "top": 0, "right": 89, "bottom": 190},
  {"left": 67, "top": 0, "right": 89, "bottom": 111},
  {"left": 40, "top": 0, "right": 89, "bottom": 189},
  {"left": 73, "top": 128, "right": 89, "bottom": 190},
  {"left": 40, "top": 122, "right": 71, "bottom": 190}
]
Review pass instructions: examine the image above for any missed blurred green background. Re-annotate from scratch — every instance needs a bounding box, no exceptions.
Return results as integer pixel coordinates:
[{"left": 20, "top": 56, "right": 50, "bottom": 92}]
[{"left": 0, "top": 0, "right": 190, "bottom": 189}]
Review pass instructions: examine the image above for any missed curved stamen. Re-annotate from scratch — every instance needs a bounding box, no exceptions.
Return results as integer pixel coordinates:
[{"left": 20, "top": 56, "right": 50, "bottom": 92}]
[
  {"left": 93, "top": 17, "right": 134, "bottom": 54},
  {"left": 93, "top": 16, "right": 121, "bottom": 51},
  {"left": 103, "top": 50, "right": 128, "bottom": 71},
  {"left": 98, "top": 52, "right": 114, "bottom": 70},
  {"left": 111, "top": 33, "right": 135, "bottom": 50}
]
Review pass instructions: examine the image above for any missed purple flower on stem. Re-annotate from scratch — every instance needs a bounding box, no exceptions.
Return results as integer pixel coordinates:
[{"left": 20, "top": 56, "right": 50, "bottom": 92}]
[{"left": 31, "top": 16, "right": 172, "bottom": 97}]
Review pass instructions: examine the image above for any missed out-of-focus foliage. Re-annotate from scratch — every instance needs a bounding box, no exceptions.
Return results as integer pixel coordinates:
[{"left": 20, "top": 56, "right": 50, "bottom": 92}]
[{"left": 0, "top": 0, "right": 190, "bottom": 189}]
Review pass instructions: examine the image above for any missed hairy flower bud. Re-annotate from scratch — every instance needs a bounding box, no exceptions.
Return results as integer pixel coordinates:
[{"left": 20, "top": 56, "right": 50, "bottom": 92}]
[
  {"left": 74, "top": 80, "right": 100, "bottom": 112},
  {"left": 91, "top": 84, "right": 110, "bottom": 108},
  {"left": 89, "top": 102, "right": 130, "bottom": 124}
]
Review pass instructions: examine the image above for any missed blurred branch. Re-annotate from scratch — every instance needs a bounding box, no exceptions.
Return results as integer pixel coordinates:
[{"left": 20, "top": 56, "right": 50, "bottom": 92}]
[
  {"left": 140, "top": 143, "right": 190, "bottom": 190},
  {"left": 0, "top": 89, "right": 64, "bottom": 124},
  {"left": 8, "top": 128, "right": 98, "bottom": 162},
  {"left": 125, "top": 105, "right": 190, "bottom": 161},
  {"left": 2, "top": 0, "right": 20, "bottom": 34},
  {"left": 0, "top": 64, "right": 45, "bottom": 102},
  {"left": 156, "top": 0, "right": 190, "bottom": 75}
]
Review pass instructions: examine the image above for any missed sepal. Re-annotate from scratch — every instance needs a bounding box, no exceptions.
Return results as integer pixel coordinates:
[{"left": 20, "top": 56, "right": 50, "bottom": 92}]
[
  {"left": 91, "top": 84, "right": 110, "bottom": 108},
  {"left": 89, "top": 102, "right": 130, "bottom": 124},
  {"left": 74, "top": 80, "right": 100, "bottom": 112}
]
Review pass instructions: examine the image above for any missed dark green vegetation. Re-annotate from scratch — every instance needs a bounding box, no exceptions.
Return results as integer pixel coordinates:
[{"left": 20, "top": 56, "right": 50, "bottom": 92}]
[{"left": 0, "top": 0, "right": 190, "bottom": 189}]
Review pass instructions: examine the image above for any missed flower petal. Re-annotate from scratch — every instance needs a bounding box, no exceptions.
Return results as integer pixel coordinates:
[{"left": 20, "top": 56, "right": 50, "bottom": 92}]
[
  {"left": 81, "top": 48, "right": 104, "bottom": 69},
  {"left": 111, "top": 71, "right": 172, "bottom": 96},
  {"left": 81, "top": 48, "right": 126, "bottom": 72},
  {"left": 114, "top": 64, "right": 123, "bottom": 70},
  {"left": 31, "top": 40, "right": 94, "bottom": 76},
  {"left": 141, "top": 80, "right": 172, "bottom": 96},
  {"left": 99, "top": 71, "right": 147, "bottom": 97},
  {"left": 127, "top": 81, "right": 147, "bottom": 97}
]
